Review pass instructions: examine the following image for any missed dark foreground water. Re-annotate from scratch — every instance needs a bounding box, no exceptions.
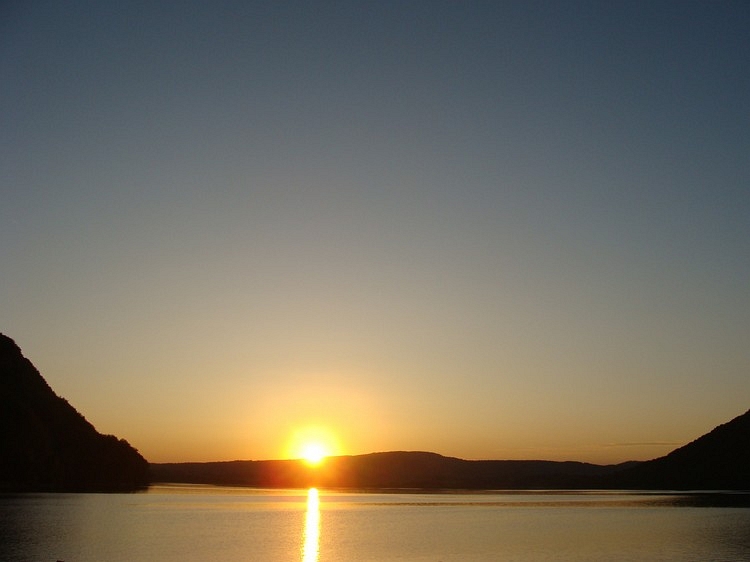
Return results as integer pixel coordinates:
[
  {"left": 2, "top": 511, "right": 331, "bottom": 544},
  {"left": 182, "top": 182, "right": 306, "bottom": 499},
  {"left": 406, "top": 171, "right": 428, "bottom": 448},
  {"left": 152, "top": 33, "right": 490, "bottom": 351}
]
[{"left": 2, "top": 486, "right": 750, "bottom": 561}]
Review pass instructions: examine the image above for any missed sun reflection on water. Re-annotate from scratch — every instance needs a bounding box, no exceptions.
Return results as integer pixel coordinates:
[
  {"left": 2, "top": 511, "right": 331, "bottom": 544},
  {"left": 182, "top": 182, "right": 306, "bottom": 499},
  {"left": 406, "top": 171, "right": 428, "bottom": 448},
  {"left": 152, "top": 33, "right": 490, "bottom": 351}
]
[{"left": 302, "top": 488, "right": 320, "bottom": 562}]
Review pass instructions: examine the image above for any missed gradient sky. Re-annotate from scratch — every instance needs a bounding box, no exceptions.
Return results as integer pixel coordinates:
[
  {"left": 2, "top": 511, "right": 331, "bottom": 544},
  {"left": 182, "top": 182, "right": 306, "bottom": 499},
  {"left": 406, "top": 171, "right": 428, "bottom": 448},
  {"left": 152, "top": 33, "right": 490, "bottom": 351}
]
[{"left": 2, "top": 1, "right": 749, "bottom": 464}]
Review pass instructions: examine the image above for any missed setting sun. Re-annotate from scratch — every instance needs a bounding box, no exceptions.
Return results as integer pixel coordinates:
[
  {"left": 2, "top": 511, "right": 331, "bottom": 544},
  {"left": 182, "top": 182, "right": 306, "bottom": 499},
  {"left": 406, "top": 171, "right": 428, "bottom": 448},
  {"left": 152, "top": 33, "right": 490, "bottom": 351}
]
[
  {"left": 300, "top": 442, "right": 328, "bottom": 466},
  {"left": 287, "top": 425, "right": 340, "bottom": 466}
]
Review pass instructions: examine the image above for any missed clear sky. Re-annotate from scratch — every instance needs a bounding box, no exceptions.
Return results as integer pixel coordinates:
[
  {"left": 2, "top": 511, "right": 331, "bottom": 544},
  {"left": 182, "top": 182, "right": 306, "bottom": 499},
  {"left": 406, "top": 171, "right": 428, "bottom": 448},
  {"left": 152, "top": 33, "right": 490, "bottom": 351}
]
[{"left": 2, "top": 1, "right": 749, "bottom": 464}]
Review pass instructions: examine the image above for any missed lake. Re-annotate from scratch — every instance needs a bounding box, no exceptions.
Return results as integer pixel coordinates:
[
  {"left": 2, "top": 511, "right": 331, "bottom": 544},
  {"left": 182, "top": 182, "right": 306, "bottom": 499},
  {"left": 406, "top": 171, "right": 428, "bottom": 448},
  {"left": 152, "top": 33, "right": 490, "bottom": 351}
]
[{"left": 2, "top": 485, "right": 750, "bottom": 561}]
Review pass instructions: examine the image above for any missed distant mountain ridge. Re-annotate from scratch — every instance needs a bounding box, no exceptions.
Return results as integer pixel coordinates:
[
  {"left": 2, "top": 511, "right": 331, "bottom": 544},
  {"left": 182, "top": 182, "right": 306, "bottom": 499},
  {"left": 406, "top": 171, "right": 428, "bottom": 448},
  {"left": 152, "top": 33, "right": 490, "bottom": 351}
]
[
  {"left": 152, "top": 452, "right": 638, "bottom": 490},
  {"left": 152, "top": 410, "right": 750, "bottom": 491},
  {"left": 0, "top": 334, "right": 148, "bottom": 491}
]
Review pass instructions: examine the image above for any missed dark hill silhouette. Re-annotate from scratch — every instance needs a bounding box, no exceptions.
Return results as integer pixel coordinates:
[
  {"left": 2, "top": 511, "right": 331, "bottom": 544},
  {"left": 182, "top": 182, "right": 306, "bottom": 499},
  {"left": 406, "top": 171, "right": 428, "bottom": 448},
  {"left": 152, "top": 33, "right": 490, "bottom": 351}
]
[
  {"left": 616, "top": 408, "right": 750, "bottom": 490},
  {"left": 0, "top": 334, "right": 148, "bottom": 491}
]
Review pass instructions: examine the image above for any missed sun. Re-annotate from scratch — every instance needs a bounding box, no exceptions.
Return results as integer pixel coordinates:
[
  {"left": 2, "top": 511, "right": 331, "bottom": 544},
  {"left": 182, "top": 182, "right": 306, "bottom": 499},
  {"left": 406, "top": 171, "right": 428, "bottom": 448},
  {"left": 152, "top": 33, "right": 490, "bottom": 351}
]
[
  {"left": 300, "top": 442, "right": 328, "bottom": 466},
  {"left": 287, "top": 425, "right": 340, "bottom": 466}
]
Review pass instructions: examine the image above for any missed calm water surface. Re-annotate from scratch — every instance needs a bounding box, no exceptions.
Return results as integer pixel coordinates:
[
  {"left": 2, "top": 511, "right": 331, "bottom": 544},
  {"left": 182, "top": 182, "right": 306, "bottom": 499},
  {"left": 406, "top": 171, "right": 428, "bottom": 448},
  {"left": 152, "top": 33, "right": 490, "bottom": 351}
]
[{"left": 2, "top": 485, "right": 750, "bottom": 561}]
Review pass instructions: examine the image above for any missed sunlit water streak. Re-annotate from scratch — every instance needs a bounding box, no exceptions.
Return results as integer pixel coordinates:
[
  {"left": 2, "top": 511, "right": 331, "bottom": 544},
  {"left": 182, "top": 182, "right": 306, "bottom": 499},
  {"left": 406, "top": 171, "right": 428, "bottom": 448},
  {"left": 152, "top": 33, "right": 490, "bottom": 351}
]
[{"left": 301, "top": 488, "right": 319, "bottom": 562}]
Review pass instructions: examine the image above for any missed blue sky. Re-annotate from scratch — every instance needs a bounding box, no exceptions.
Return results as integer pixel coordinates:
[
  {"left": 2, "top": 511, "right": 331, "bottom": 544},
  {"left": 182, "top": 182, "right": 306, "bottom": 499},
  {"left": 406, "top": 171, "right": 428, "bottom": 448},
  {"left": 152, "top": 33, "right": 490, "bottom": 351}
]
[{"left": 2, "top": 1, "right": 749, "bottom": 463}]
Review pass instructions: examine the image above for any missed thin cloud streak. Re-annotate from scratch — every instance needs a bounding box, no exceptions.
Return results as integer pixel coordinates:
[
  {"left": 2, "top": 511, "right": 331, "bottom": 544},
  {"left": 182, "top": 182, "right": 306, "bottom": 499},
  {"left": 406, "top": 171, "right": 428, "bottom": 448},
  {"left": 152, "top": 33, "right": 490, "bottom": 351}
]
[{"left": 601, "top": 442, "right": 683, "bottom": 449}]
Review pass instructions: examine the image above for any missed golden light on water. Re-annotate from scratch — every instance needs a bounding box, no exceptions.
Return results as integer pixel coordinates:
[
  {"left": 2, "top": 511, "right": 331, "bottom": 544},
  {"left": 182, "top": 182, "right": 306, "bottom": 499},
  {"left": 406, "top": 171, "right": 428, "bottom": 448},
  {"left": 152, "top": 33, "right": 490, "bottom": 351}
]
[{"left": 301, "top": 488, "right": 320, "bottom": 562}]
